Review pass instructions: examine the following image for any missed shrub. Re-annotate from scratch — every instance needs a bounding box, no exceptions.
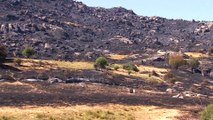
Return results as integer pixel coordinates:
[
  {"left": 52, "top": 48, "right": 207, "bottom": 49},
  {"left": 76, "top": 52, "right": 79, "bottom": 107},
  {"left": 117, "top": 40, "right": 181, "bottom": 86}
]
[
  {"left": 22, "top": 46, "right": 35, "bottom": 58},
  {"left": 201, "top": 104, "right": 213, "bottom": 120},
  {"left": 114, "top": 66, "right": 119, "bottom": 71},
  {"left": 111, "top": 64, "right": 119, "bottom": 71},
  {"left": 95, "top": 57, "right": 108, "bottom": 69},
  {"left": 123, "top": 63, "right": 139, "bottom": 72},
  {"left": 0, "top": 45, "right": 7, "bottom": 63},
  {"left": 14, "top": 58, "right": 22, "bottom": 66},
  {"left": 168, "top": 53, "right": 186, "bottom": 69},
  {"left": 187, "top": 58, "right": 200, "bottom": 73}
]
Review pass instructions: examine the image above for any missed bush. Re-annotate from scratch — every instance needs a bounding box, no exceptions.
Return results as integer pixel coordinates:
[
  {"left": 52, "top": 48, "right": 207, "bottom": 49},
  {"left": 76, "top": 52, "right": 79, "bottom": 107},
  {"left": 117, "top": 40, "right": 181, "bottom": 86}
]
[
  {"left": 0, "top": 45, "right": 7, "bottom": 63},
  {"left": 123, "top": 63, "right": 139, "bottom": 72},
  {"left": 95, "top": 57, "right": 108, "bottom": 69},
  {"left": 201, "top": 104, "right": 213, "bottom": 120},
  {"left": 22, "top": 46, "right": 35, "bottom": 58},
  {"left": 111, "top": 64, "right": 119, "bottom": 71},
  {"left": 168, "top": 53, "right": 186, "bottom": 69},
  {"left": 187, "top": 58, "right": 200, "bottom": 72}
]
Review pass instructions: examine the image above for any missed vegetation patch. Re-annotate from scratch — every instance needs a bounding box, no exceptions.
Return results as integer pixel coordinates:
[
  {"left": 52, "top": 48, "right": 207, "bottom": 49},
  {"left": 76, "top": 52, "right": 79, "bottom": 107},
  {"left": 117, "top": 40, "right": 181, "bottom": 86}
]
[
  {"left": 94, "top": 57, "right": 108, "bottom": 69},
  {"left": 168, "top": 53, "right": 186, "bottom": 69},
  {"left": 201, "top": 104, "right": 213, "bottom": 120},
  {"left": 123, "top": 63, "right": 139, "bottom": 72},
  {"left": 22, "top": 46, "right": 36, "bottom": 58}
]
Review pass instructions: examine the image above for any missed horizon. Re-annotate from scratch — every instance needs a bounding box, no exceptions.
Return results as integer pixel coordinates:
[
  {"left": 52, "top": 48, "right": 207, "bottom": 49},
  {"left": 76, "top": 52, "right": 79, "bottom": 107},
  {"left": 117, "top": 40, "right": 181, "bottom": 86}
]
[{"left": 77, "top": 0, "right": 213, "bottom": 22}]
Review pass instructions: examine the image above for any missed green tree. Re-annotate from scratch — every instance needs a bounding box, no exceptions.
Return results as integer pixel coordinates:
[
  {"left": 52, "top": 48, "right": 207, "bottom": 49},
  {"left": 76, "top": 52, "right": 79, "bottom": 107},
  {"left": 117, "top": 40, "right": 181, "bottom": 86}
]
[
  {"left": 123, "top": 63, "right": 139, "bottom": 72},
  {"left": 22, "top": 46, "right": 35, "bottom": 58},
  {"left": 94, "top": 57, "right": 108, "bottom": 69}
]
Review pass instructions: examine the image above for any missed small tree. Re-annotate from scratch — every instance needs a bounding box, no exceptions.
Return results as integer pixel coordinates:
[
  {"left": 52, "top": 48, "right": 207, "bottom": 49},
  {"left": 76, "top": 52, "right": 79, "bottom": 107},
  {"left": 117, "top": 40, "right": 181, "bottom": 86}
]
[
  {"left": 22, "top": 46, "right": 35, "bottom": 58},
  {"left": 188, "top": 58, "right": 200, "bottom": 73},
  {"left": 94, "top": 57, "right": 108, "bottom": 69},
  {"left": 168, "top": 53, "right": 185, "bottom": 69},
  {"left": 0, "top": 45, "right": 7, "bottom": 64},
  {"left": 123, "top": 63, "right": 139, "bottom": 72}
]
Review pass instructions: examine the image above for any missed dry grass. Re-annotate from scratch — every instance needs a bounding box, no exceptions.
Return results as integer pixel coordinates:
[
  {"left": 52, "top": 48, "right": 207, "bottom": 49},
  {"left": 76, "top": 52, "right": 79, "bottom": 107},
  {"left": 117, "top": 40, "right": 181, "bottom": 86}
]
[
  {"left": 0, "top": 105, "right": 181, "bottom": 120},
  {"left": 184, "top": 52, "right": 209, "bottom": 58},
  {"left": 107, "top": 54, "right": 129, "bottom": 60},
  {"left": 11, "top": 58, "right": 94, "bottom": 70}
]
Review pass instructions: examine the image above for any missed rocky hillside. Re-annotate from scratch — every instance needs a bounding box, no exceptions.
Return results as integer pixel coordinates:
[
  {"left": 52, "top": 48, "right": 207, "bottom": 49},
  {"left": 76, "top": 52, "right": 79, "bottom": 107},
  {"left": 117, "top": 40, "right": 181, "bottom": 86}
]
[{"left": 0, "top": 0, "right": 213, "bottom": 60}]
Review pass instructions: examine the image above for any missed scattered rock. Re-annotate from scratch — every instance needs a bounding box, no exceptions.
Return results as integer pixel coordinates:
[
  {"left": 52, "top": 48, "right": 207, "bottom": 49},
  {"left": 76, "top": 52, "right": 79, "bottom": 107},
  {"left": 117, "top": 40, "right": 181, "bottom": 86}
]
[
  {"left": 47, "top": 77, "right": 63, "bottom": 84},
  {"left": 172, "top": 93, "right": 184, "bottom": 99},
  {"left": 23, "top": 79, "right": 43, "bottom": 82},
  {"left": 166, "top": 88, "right": 176, "bottom": 94}
]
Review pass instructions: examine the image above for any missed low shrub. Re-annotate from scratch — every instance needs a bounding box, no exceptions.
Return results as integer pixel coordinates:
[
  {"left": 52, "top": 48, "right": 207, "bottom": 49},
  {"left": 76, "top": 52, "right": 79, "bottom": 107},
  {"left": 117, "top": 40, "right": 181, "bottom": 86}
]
[
  {"left": 94, "top": 57, "right": 108, "bottom": 69},
  {"left": 123, "top": 63, "right": 139, "bottom": 72},
  {"left": 111, "top": 64, "right": 120, "bottom": 71},
  {"left": 187, "top": 58, "right": 200, "bottom": 72},
  {"left": 201, "top": 104, "right": 213, "bottom": 120},
  {"left": 22, "top": 46, "right": 35, "bottom": 58},
  {"left": 168, "top": 53, "right": 186, "bottom": 69}
]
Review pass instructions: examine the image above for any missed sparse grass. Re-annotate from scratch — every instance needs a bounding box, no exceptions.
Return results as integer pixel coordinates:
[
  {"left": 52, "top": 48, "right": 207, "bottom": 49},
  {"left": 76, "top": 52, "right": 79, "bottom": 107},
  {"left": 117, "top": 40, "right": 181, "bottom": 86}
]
[
  {"left": 0, "top": 105, "right": 181, "bottom": 120},
  {"left": 108, "top": 54, "right": 129, "bottom": 60},
  {"left": 185, "top": 52, "right": 209, "bottom": 58}
]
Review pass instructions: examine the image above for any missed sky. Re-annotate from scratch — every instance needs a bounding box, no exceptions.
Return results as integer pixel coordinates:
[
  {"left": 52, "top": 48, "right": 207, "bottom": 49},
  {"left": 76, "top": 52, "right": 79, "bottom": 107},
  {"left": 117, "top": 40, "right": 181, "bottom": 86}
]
[{"left": 76, "top": 0, "right": 213, "bottom": 21}]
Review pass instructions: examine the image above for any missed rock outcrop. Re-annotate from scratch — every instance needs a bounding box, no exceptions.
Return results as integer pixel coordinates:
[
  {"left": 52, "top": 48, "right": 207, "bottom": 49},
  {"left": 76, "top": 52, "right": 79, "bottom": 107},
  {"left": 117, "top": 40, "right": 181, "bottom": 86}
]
[{"left": 0, "top": 0, "right": 213, "bottom": 60}]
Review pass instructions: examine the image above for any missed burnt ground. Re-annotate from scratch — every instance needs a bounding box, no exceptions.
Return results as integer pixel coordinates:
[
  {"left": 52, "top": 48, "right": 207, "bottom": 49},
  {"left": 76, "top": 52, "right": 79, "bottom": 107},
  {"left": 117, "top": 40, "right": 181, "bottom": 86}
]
[
  {"left": 0, "top": 81, "right": 211, "bottom": 120},
  {"left": 0, "top": 61, "right": 212, "bottom": 120},
  {"left": 0, "top": 0, "right": 213, "bottom": 61}
]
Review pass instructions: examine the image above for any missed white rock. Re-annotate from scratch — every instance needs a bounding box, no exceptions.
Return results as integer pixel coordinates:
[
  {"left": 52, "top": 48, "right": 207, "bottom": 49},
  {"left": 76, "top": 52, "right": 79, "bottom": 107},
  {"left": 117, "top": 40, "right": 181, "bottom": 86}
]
[{"left": 166, "top": 88, "right": 176, "bottom": 94}]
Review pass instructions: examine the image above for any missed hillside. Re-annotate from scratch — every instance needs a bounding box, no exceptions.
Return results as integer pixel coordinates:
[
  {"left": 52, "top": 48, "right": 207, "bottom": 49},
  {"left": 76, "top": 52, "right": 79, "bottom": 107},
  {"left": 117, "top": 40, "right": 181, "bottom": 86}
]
[
  {"left": 0, "top": 0, "right": 213, "bottom": 60},
  {"left": 0, "top": 0, "right": 213, "bottom": 120}
]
